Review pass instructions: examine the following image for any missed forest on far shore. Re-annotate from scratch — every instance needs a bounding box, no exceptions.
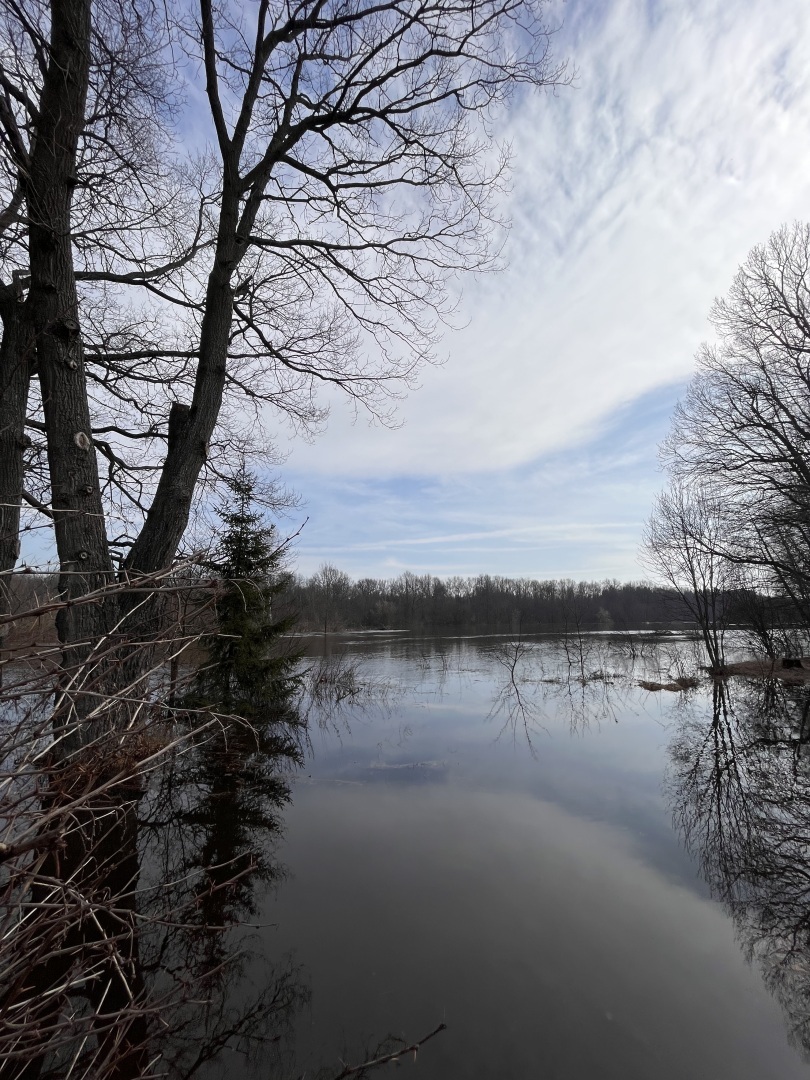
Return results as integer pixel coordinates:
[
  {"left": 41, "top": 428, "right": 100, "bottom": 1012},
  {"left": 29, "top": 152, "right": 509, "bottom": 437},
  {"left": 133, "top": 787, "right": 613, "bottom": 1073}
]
[
  {"left": 290, "top": 569, "right": 700, "bottom": 634},
  {"left": 2, "top": 568, "right": 700, "bottom": 642}
]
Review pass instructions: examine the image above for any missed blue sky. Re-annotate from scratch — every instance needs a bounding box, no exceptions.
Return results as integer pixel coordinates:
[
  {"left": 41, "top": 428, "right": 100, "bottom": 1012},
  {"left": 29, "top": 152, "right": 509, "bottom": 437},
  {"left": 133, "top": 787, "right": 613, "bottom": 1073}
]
[{"left": 277, "top": 0, "right": 810, "bottom": 582}]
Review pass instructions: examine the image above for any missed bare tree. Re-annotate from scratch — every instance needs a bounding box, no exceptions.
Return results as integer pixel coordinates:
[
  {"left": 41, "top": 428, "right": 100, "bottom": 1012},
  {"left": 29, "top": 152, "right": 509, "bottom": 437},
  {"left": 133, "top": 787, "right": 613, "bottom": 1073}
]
[
  {"left": 659, "top": 222, "right": 810, "bottom": 640},
  {"left": 311, "top": 562, "right": 351, "bottom": 633},
  {"left": 0, "top": 0, "right": 568, "bottom": 702},
  {"left": 0, "top": 6, "right": 559, "bottom": 1056},
  {"left": 643, "top": 481, "right": 736, "bottom": 672}
]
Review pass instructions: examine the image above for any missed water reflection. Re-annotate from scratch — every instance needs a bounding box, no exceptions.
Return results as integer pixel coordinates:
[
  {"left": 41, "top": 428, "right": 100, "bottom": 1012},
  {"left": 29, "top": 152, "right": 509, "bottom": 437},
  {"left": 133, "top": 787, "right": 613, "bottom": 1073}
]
[
  {"left": 479, "top": 637, "right": 810, "bottom": 1063},
  {"left": 275, "top": 635, "right": 810, "bottom": 1079},
  {"left": 0, "top": 719, "right": 307, "bottom": 1080},
  {"left": 669, "top": 677, "right": 810, "bottom": 1061},
  {"left": 0, "top": 646, "right": 440, "bottom": 1080},
  {"left": 11, "top": 633, "right": 810, "bottom": 1078},
  {"left": 487, "top": 640, "right": 548, "bottom": 753},
  {"left": 485, "top": 635, "right": 647, "bottom": 746}
]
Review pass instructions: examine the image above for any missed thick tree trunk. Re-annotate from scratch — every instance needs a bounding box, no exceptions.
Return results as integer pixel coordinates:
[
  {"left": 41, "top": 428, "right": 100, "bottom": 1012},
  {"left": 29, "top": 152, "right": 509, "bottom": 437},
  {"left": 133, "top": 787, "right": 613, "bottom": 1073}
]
[
  {"left": 123, "top": 231, "right": 239, "bottom": 578},
  {"left": 26, "top": 0, "right": 114, "bottom": 665},
  {"left": 116, "top": 248, "right": 237, "bottom": 692}
]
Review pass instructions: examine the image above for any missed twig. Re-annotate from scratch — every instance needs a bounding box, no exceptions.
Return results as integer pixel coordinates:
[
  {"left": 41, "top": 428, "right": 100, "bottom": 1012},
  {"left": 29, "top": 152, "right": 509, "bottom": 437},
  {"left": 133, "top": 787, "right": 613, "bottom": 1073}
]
[{"left": 329, "top": 1023, "right": 447, "bottom": 1078}]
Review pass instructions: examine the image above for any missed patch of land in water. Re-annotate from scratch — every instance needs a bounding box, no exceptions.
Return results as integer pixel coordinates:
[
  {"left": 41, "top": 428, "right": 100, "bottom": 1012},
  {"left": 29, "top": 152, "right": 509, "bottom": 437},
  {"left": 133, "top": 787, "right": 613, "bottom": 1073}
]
[
  {"left": 639, "top": 658, "right": 810, "bottom": 690},
  {"left": 718, "top": 657, "right": 810, "bottom": 684}
]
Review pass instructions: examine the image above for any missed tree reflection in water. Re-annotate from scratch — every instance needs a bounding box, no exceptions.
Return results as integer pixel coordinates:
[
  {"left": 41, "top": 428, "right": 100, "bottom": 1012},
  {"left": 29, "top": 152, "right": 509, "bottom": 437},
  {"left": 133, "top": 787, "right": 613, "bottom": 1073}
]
[
  {"left": 0, "top": 647, "right": 445, "bottom": 1080},
  {"left": 0, "top": 715, "right": 308, "bottom": 1080},
  {"left": 21, "top": 633, "right": 806, "bottom": 1076},
  {"left": 668, "top": 677, "right": 810, "bottom": 1059},
  {"left": 486, "top": 635, "right": 643, "bottom": 747},
  {"left": 483, "top": 637, "right": 810, "bottom": 1058}
]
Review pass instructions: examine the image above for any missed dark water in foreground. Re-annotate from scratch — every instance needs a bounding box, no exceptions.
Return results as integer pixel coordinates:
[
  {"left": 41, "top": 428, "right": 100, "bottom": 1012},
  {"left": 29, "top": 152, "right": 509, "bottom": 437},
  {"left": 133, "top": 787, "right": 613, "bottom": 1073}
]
[
  {"left": 18, "top": 632, "right": 799, "bottom": 1076},
  {"left": 225, "top": 633, "right": 810, "bottom": 1079}
]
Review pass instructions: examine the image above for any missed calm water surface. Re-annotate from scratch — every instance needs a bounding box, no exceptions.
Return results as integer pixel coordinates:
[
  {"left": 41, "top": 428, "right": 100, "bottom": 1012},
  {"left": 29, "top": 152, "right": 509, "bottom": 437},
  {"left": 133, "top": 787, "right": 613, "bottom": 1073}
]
[{"left": 236, "top": 633, "right": 810, "bottom": 1078}]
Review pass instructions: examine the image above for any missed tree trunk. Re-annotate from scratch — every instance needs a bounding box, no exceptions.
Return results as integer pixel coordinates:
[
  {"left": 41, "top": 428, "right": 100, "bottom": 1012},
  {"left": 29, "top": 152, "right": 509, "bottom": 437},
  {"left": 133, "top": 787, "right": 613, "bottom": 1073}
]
[
  {"left": 115, "top": 250, "right": 237, "bottom": 691},
  {"left": 123, "top": 233, "right": 239, "bottom": 578},
  {"left": 26, "top": 0, "right": 114, "bottom": 668}
]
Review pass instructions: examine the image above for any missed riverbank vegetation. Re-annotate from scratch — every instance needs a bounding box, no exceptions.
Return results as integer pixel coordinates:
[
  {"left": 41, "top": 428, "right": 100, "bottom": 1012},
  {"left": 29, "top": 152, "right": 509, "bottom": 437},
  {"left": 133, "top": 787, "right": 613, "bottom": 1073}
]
[{"left": 644, "top": 223, "right": 810, "bottom": 674}]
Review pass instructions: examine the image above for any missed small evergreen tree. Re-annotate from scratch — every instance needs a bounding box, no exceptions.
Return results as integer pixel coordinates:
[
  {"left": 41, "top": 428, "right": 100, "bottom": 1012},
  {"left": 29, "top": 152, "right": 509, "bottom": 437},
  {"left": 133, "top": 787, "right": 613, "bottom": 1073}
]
[
  {"left": 194, "top": 466, "right": 300, "bottom": 733},
  {"left": 178, "top": 467, "right": 301, "bottom": 945}
]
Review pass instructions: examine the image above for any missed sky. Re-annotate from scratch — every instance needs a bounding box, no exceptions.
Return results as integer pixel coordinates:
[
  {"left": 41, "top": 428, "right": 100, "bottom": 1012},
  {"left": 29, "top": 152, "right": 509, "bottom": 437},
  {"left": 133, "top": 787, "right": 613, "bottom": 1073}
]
[
  {"left": 276, "top": 0, "right": 810, "bottom": 583},
  {"left": 18, "top": 0, "right": 809, "bottom": 583}
]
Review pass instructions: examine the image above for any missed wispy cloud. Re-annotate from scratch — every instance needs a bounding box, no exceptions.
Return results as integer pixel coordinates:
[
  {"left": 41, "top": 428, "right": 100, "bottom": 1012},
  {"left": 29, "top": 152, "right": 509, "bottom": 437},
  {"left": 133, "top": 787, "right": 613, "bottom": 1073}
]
[
  {"left": 286, "top": 0, "right": 810, "bottom": 471},
  {"left": 315, "top": 521, "right": 635, "bottom": 551},
  {"left": 279, "top": 0, "right": 810, "bottom": 579}
]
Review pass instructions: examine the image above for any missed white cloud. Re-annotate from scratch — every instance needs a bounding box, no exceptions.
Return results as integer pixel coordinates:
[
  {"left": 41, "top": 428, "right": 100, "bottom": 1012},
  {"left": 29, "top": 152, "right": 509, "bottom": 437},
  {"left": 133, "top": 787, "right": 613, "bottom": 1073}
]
[
  {"left": 284, "top": 0, "right": 810, "bottom": 479},
  {"left": 285, "top": 387, "right": 673, "bottom": 580}
]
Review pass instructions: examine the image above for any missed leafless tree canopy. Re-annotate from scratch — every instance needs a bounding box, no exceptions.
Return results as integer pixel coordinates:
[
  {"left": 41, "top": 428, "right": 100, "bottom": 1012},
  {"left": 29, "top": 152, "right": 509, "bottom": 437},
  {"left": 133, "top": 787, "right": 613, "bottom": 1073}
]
[
  {"left": 642, "top": 482, "right": 736, "bottom": 670},
  {"left": 645, "top": 222, "right": 810, "bottom": 659},
  {"left": 0, "top": 0, "right": 567, "bottom": 591}
]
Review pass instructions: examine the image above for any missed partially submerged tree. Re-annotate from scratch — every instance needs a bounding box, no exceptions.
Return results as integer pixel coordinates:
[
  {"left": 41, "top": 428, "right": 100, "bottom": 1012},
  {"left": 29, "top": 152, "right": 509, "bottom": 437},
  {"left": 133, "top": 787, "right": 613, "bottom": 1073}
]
[
  {"left": 647, "top": 222, "right": 810, "bottom": 658},
  {"left": 643, "top": 482, "right": 735, "bottom": 671},
  {"left": 0, "top": 0, "right": 567, "bottom": 710}
]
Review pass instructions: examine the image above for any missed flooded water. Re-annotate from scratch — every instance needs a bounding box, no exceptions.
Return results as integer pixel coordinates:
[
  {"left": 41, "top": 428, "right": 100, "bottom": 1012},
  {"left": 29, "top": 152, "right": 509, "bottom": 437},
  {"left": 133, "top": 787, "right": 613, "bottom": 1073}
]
[
  {"left": 222, "top": 632, "right": 810, "bottom": 1079},
  {"left": 7, "top": 632, "right": 810, "bottom": 1078}
]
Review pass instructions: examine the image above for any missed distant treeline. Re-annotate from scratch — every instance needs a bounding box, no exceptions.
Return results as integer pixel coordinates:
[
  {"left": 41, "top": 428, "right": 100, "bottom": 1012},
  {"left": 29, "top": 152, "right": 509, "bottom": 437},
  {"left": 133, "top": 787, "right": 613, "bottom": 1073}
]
[
  {"left": 3, "top": 567, "right": 701, "bottom": 639},
  {"left": 288, "top": 568, "right": 696, "bottom": 633}
]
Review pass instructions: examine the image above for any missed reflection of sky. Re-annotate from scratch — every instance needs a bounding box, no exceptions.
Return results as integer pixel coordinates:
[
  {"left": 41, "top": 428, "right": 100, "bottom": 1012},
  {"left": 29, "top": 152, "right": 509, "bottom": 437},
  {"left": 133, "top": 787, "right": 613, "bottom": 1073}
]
[
  {"left": 302, "top": 636, "right": 697, "bottom": 885},
  {"left": 282, "top": 0, "right": 810, "bottom": 580},
  {"left": 255, "top": 638, "right": 810, "bottom": 1079}
]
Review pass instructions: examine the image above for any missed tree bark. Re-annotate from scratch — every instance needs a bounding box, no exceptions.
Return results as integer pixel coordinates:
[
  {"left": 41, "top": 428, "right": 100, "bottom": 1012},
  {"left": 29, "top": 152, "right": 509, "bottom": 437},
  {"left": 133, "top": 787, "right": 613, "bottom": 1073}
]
[
  {"left": 123, "top": 216, "right": 240, "bottom": 578},
  {"left": 25, "top": 0, "right": 114, "bottom": 661}
]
